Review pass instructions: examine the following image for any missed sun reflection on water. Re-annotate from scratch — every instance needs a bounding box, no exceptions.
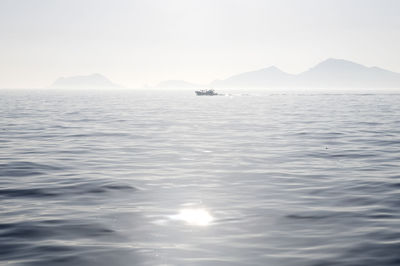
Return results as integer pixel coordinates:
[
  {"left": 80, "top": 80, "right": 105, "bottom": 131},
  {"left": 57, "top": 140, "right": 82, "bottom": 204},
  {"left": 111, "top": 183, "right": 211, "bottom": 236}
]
[{"left": 172, "top": 208, "right": 213, "bottom": 226}]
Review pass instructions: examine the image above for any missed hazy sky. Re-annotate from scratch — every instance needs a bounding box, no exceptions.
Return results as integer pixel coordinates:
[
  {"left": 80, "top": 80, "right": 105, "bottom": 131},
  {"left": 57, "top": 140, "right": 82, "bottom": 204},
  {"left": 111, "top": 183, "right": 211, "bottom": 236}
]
[{"left": 1, "top": 0, "right": 400, "bottom": 88}]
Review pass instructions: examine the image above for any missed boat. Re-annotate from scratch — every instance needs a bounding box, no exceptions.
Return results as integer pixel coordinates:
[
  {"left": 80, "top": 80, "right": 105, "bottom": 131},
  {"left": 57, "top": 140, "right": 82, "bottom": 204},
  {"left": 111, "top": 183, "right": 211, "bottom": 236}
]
[{"left": 195, "top": 89, "right": 218, "bottom": 96}]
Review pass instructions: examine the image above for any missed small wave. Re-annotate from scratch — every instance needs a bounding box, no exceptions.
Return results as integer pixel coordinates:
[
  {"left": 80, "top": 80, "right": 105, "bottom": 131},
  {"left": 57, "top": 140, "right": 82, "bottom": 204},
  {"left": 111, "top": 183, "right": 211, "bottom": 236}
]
[
  {"left": 0, "top": 220, "right": 115, "bottom": 240},
  {"left": 0, "top": 161, "right": 61, "bottom": 177},
  {"left": 0, "top": 183, "right": 137, "bottom": 199},
  {"left": 311, "top": 242, "right": 400, "bottom": 266},
  {"left": 286, "top": 214, "right": 333, "bottom": 220},
  {"left": 285, "top": 210, "right": 355, "bottom": 221},
  {"left": 0, "top": 188, "right": 56, "bottom": 198}
]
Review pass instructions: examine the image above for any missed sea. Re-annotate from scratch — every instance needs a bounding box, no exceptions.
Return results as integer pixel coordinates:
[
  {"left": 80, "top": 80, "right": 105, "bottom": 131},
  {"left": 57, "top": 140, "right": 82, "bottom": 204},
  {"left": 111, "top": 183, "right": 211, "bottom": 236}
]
[{"left": 1, "top": 89, "right": 400, "bottom": 266}]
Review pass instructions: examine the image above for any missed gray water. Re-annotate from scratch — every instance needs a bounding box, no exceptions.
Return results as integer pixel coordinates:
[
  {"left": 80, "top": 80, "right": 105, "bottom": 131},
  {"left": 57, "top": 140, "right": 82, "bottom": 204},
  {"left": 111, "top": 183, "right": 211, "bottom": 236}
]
[{"left": 1, "top": 89, "right": 400, "bottom": 266}]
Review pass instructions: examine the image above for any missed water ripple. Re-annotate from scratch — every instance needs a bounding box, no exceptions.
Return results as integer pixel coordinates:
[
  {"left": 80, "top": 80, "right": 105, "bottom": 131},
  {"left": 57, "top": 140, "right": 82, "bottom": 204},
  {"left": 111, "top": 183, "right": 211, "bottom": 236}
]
[{"left": 1, "top": 90, "right": 400, "bottom": 265}]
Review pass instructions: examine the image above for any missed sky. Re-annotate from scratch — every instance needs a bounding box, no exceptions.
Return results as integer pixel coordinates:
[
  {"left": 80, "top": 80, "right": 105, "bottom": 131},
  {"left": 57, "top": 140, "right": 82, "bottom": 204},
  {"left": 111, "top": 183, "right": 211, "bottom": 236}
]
[{"left": 1, "top": 0, "right": 400, "bottom": 88}]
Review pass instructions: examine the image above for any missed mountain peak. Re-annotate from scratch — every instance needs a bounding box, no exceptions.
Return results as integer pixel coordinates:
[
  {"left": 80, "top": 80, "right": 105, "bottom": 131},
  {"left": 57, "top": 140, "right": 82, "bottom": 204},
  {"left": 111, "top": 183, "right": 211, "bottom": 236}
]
[
  {"left": 210, "top": 58, "right": 400, "bottom": 89},
  {"left": 322, "top": 58, "right": 349, "bottom": 63},
  {"left": 315, "top": 58, "right": 364, "bottom": 68},
  {"left": 302, "top": 58, "right": 368, "bottom": 75},
  {"left": 261, "top": 66, "right": 280, "bottom": 71},
  {"left": 210, "top": 65, "right": 293, "bottom": 88}
]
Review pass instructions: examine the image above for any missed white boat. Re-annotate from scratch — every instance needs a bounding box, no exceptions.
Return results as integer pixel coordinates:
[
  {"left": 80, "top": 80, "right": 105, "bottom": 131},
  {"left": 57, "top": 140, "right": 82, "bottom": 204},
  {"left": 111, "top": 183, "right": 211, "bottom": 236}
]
[{"left": 195, "top": 89, "right": 218, "bottom": 96}]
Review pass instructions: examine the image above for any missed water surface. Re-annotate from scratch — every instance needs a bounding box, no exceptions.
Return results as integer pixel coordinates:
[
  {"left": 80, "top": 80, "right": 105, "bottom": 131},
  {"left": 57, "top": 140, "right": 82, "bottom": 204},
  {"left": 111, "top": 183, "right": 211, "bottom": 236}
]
[{"left": 1, "top": 89, "right": 400, "bottom": 265}]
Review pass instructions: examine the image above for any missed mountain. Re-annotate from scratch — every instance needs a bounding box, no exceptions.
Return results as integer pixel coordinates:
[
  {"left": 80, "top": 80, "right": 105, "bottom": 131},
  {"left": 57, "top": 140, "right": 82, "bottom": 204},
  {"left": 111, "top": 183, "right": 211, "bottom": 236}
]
[
  {"left": 210, "top": 66, "right": 294, "bottom": 88},
  {"left": 155, "top": 80, "right": 201, "bottom": 89},
  {"left": 209, "top": 59, "right": 400, "bottom": 89},
  {"left": 52, "top": 59, "right": 400, "bottom": 90},
  {"left": 51, "top": 73, "right": 121, "bottom": 89},
  {"left": 296, "top": 58, "right": 400, "bottom": 88}
]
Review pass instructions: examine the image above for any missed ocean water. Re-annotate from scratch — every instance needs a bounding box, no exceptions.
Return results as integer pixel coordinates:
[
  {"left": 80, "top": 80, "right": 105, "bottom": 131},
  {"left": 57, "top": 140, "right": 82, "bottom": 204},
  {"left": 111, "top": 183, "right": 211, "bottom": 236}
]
[{"left": 1, "top": 89, "right": 400, "bottom": 266}]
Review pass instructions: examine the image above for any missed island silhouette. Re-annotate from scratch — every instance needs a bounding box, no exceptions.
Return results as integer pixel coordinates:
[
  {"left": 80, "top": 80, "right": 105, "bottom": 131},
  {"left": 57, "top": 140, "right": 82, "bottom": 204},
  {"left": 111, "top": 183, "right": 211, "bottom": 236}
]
[
  {"left": 51, "top": 59, "right": 400, "bottom": 89},
  {"left": 158, "top": 59, "right": 400, "bottom": 89}
]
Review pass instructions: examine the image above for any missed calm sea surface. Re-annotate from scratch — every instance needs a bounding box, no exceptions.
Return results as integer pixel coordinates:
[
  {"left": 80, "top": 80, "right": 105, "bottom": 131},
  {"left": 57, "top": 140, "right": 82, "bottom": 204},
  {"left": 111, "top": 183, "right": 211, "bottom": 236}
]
[{"left": 1, "top": 89, "right": 400, "bottom": 266}]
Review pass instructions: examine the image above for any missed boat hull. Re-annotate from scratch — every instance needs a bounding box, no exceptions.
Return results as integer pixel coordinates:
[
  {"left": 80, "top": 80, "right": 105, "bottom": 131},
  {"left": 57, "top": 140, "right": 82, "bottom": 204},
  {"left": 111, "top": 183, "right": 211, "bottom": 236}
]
[{"left": 195, "top": 90, "right": 218, "bottom": 96}]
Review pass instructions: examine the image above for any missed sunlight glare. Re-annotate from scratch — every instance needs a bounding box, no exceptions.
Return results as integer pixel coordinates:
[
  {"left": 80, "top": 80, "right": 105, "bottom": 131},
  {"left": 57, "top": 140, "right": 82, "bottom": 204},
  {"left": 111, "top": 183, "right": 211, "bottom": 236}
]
[{"left": 174, "top": 208, "right": 213, "bottom": 226}]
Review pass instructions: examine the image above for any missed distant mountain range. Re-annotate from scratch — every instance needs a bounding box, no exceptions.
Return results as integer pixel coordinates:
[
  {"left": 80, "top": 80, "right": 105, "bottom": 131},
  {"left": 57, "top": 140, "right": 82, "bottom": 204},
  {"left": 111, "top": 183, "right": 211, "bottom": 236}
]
[
  {"left": 156, "top": 58, "right": 400, "bottom": 89},
  {"left": 210, "top": 65, "right": 294, "bottom": 88},
  {"left": 50, "top": 59, "right": 400, "bottom": 90},
  {"left": 51, "top": 73, "right": 121, "bottom": 89}
]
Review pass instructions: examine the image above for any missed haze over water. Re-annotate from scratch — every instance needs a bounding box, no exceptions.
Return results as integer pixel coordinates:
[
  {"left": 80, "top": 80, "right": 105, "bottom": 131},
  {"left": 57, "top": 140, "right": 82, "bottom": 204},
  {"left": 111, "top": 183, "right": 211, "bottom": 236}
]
[{"left": 1, "top": 89, "right": 400, "bottom": 266}]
